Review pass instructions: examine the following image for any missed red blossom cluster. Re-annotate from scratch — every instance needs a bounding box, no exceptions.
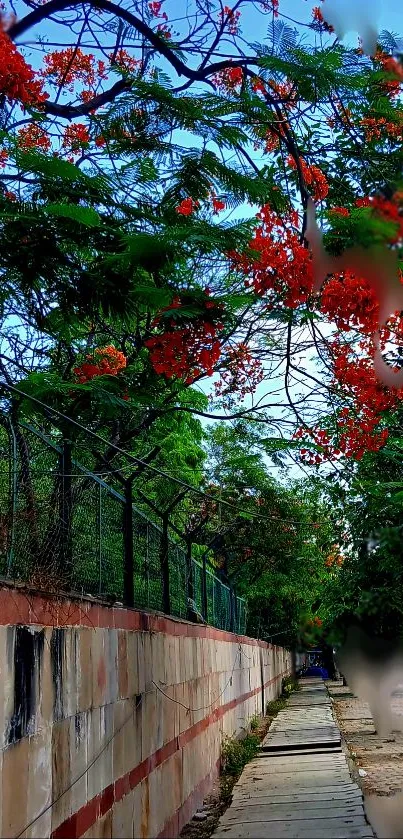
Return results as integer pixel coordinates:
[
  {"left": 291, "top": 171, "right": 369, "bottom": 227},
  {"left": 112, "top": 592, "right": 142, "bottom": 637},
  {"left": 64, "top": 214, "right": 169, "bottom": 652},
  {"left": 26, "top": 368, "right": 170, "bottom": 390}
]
[
  {"left": 320, "top": 271, "right": 379, "bottom": 333},
  {"left": 311, "top": 5, "right": 334, "bottom": 32},
  {"left": 148, "top": 1, "right": 168, "bottom": 20},
  {"left": 360, "top": 116, "right": 403, "bottom": 142},
  {"left": 220, "top": 6, "right": 241, "bottom": 35},
  {"left": 230, "top": 204, "right": 314, "bottom": 308},
  {"left": 288, "top": 156, "right": 329, "bottom": 202},
  {"left": 110, "top": 50, "right": 141, "bottom": 74},
  {"left": 259, "top": 0, "right": 279, "bottom": 15},
  {"left": 353, "top": 193, "right": 403, "bottom": 244},
  {"left": 269, "top": 79, "right": 297, "bottom": 109},
  {"left": 175, "top": 195, "right": 225, "bottom": 215},
  {"left": 0, "top": 31, "right": 48, "bottom": 107},
  {"left": 264, "top": 130, "right": 280, "bottom": 153},
  {"left": 17, "top": 123, "right": 51, "bottom": 151},
  {"left": 0, "top": 149, "right": 7, "bottom": 167},
  {"left": 213, "top": 65, "right": 243, "bottom": 92},
  {"left": 62, "top": 123, "right": 90, "bottom": 154},
  {"left": 296, "top": 338, "right": 399, "bottom": 461},
  {"left": 74, "top": 346, "right": 127, "bottom": 383},
  {"left": 145, "top": 294, "right": 224, "bottom": 383},
  {"left": 176, "top": 197, "right": 199, "bottom": 216},
  {"left": 307, "top": 189, "right": 403, "bottom": 463},
  {"left": 42, "top": 47, "right": 107, "bottom": 90},
  {"left": 306, "top": 616, "right": 323, "bottom": 628},
  {"left": 212, "top": 196, "right": 226, "bottom": 213},
  {"left": 156, "top": 23, "right": 172, "bottom": 39},
  {"left": 332, "top": 344, "right": 399, "bottom": 415},
  {"left": 374, "top": 50, "right": 403, "bottom": 97},
  {"left": 329, "top": 206, "right": 350, "bottom": 217},
  {"left": 251, "top": 76, "right": 266, "bottom": 95},
  {"left": 214, "top": 343, "right": 264, "bottom": 400},
  {"left": 325, "top": 550, "right": 344, "bottom": 568}
]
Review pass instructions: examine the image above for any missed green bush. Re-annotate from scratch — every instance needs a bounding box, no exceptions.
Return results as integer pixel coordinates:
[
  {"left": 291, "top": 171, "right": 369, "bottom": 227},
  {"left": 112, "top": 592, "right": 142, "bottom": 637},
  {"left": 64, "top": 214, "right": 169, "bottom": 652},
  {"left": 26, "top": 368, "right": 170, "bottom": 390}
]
[
  {"left": 221, "top": 733, "right": 260, "bottom": 777},
  {"left": 249, "top": 714, "right": 260, "bottom": 731},
  {"left": 266, "top": 697, "right": 286, "bottom": 715},
  {"left": 282, "top": 675, "right": 301, "bottom": 696}
]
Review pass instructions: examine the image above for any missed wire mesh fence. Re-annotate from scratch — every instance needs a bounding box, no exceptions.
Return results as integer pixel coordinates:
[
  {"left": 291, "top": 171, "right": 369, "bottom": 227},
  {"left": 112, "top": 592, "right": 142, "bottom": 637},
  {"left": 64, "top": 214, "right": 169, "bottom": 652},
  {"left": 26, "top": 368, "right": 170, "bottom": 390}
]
[{"left": 0, "top": 414, "right": 246, "bottom": 633}]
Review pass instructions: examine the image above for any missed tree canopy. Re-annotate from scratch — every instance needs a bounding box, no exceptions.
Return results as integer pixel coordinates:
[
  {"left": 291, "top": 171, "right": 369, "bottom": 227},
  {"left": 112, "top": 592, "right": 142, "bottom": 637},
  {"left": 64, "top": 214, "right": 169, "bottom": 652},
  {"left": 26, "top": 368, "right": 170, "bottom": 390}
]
[{"left": 1, "top": 0, "right": 403, "bottom": 641}]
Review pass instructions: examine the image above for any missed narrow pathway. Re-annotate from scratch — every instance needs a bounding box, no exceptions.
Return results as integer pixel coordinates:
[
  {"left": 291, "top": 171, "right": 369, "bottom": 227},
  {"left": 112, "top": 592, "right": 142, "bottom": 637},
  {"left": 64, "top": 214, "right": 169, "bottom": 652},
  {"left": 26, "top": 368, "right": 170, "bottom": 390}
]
[{"left": 212, "top": 678, "right": 375, "bottom": 838}]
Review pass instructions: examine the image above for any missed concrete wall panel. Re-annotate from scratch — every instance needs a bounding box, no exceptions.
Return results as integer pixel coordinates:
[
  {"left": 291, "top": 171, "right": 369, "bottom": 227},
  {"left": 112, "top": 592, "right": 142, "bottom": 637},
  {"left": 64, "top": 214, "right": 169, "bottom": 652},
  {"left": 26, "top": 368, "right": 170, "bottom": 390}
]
[{"left": 0, "top": 586, "right": 291, "bottom": 838}]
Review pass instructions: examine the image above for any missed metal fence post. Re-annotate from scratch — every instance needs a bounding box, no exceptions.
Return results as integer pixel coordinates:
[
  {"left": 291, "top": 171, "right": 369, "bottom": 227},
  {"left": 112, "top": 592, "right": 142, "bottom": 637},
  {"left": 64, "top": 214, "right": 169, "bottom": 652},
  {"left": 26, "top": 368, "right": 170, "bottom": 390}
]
[
  {"left": 230, "top": 588, "right": 237, "bottom": 633},
  {"left": 145, "top": 522, "right": 150, "bottom": 609},
  {"left": 202, "top": 550, "right": 208, "bottom": 622},
  {"left": 60, "top": 439, "right": 73, "bottom": 579},
  {"left": 98, "top": 482, "right": 102, "bottom": 596},
  {"left": 160, "top": 512, "right": 170, "bottom": 614},
  {"left": 186, "top": 537, "right": 194, "bottom": 620},
  {"left": 123, "top": 478, "right": 135, "bottom": 607}
]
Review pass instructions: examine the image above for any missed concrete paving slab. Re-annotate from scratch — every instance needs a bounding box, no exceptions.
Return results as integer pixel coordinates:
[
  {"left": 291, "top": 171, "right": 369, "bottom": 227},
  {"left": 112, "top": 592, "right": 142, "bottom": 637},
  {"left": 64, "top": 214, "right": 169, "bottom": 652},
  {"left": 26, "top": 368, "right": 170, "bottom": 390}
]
[
  {"left": 219, "top": 804, "right": 366, "bottom": 824},
  {"left": 212, "top": 678, "right": 374, "bottom": 839},
  {"left": 213, "top": 828, "right": 373, "bottom": 838},
  {"left": 233, "top": 791, "right": 364, "bottom": 806}
]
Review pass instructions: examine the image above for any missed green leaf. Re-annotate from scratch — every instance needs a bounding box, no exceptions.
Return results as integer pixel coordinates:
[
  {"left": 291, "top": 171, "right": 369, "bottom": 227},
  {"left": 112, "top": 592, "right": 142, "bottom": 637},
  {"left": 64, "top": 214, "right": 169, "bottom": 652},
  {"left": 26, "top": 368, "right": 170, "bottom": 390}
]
[
  {"left": 390, "top": 491, "right": 403, "bottom": 504},
  {"left": 44, "top": 203, "right": 101, "bottom": 227},
  {"left": 15, "top": 150, "right": 86, "bottom": 183}
]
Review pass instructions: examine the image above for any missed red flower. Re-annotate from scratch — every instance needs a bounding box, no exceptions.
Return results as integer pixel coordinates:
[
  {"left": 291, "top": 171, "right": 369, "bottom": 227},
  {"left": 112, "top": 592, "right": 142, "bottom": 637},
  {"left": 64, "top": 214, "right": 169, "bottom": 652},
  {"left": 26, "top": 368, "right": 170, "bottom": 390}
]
[
  {"left": 374, "top": 50, "right": 403, "bottom": 98},
  {"left": 62, "top": 123, "right": 90, "bottom": 153},
  {"left": 213, "top": 65, "right": 243, "bottom": 92},
  {"left": 288, "top": 156, "right": 328, "bottom": 202},
  {"left": 251, "top": 76, "right": 266, "bottom": 94},
  {"left": 74, "top": 345, "right": 127, "bottom": 382},
  {"left": 230, "top": 204, "right": 314, "bottom": 308},
  {"left": 0, "top": 31, "right": 48, "bottom": 107},
  {"left": 148, "top": 1, "right": 168, "bottom": 19},
  {"left": 329, "top": 207, "right": 350, "bottom": 217},
  {"left": 145, "top": 295, "right": 224, "bottom": 382},
  {"left": 42, "top": 47, "right": 108, "bottom": 89},
  {"left": 176, "top": 197, "right": 199, "bottom": 216},
  {"left": 18, "top": 124, "right": 51, "bottom": 151},
  {"left": 220, "top": 6, "right": 241, "bottom": 35},
  {"left": 212, "top": 197, "right": 226, "bottom": 214},
  {"left": 156, "top": 24, "right": 172, "bottom": 39},
  {"left": 110, "top": 49, "right": 141, "bottom": 73},
  {"left": 312, "top": 5, "right": 334, "bottom": 31}
]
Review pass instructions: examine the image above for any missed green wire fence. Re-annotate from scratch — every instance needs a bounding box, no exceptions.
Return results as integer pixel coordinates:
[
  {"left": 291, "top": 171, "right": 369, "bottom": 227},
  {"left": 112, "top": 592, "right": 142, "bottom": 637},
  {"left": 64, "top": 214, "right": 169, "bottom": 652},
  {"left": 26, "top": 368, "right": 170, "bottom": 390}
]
[{"left": 0, "top": 412, "right": 246, "bottom": 634}]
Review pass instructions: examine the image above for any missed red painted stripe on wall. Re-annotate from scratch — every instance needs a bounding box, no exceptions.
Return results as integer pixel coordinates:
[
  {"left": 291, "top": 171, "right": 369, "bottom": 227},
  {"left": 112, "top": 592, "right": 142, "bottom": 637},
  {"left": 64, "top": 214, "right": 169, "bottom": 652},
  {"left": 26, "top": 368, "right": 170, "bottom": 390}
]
[
  {"left": 50, "top": 670, "right": 289, "bottom": 839},
  {"left": 157, "top": 758, "right": 222, "bottom": 839},
  {"left": 0, "top": 584, "right": 274, "bottom": 648}
]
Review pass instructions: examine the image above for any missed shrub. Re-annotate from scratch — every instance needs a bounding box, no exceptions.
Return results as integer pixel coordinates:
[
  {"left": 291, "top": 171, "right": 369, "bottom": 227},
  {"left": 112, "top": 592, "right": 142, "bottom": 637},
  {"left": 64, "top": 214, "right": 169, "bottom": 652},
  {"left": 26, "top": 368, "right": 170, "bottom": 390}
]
[
  {"left": 266, "top": 697, "right": 286, "bottom": 715},
  {"left": 282, "top": 675, "right": 301, "bottom": 696},
  {"left": 221, "top": 732, "right": 260, "bottom": 776}
]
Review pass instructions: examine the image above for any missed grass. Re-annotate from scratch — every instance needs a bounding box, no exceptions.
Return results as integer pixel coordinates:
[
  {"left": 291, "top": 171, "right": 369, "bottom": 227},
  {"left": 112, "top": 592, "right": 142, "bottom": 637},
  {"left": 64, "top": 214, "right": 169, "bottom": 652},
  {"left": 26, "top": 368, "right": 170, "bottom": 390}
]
[{"left": 266, "top": 696, "right": 287, "bottom": 715}]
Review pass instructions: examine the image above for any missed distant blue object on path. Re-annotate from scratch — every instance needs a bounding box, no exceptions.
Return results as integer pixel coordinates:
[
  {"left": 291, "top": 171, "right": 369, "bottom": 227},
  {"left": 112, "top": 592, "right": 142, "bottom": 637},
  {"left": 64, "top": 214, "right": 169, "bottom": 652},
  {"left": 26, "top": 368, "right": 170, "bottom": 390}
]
[{"left": 304, "top": 665, "right": 329, "bottom": 679}]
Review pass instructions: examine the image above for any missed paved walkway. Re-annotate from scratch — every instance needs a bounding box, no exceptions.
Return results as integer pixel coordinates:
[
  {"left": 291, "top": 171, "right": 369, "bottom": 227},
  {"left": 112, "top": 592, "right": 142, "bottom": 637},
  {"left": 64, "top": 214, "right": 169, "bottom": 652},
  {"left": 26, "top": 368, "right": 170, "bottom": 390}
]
[{"left": 212, "top": 678, "right": 375, "bottom": 838}]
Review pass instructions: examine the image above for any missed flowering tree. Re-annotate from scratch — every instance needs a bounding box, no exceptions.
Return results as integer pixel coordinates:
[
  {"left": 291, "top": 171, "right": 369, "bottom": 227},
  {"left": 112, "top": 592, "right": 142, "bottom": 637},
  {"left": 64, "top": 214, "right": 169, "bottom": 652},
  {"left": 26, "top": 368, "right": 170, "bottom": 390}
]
[{"left": 1, "top": 0, "right": 403, "bottom": 472}]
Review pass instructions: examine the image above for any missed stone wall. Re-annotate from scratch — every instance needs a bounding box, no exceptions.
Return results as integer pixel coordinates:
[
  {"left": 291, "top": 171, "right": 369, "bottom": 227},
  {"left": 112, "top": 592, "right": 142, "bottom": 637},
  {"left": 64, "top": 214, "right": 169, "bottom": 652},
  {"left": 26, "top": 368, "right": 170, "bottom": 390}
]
[{"left": 0, "top": 585, "right": 291, "bottom": 838}]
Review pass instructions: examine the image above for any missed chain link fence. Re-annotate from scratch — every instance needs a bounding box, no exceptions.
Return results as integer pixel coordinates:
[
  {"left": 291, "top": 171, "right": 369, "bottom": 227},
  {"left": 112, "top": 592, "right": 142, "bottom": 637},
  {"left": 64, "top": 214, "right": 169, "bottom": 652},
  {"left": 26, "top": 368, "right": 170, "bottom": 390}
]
[{"left": 0, "top": 415, "right": 246, "bottom": 633}]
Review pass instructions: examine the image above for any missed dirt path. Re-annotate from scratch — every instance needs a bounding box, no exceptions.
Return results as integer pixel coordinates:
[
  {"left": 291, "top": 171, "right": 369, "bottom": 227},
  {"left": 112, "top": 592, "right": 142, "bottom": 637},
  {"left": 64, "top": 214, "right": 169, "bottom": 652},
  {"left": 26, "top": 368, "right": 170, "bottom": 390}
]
[{"left": 328, "top": 678, "right": 403, "bottom": 838}]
